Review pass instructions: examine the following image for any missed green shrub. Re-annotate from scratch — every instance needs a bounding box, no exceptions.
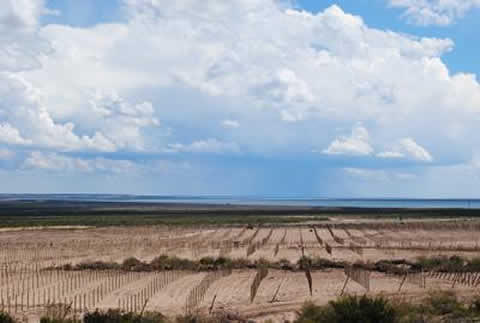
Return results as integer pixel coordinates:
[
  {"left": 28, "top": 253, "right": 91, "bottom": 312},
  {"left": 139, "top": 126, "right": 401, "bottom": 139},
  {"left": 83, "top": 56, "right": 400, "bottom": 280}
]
[
  {"left": 38, "top": 311, "right": 229, "bottom": 323},
  {"left": 40, "top": 318, "right": 77, "bottom": 323},
  {"left": 297, "top": 256, "right": 312, "bottom": 270},
  {"left": 199, "top": 257, "right": 216, "bottom": 266},
  {"left": 83, "top": 309, "right": 166, "bottom": 323},
  {"left": 227, "top": 257, "right": 252, "bottom": 269},
  {"left": 150, "top": 255, "right": 197, "bottom": 271},
  {"left": 423, "top": 290, "right": 466, "bottom": 316},
  {"left": 392, "top": 300, "right": 429, "bottom": 323},
  {"left": 198, "top": 256, "right": 231, "bottom": 269},
  {"left": 275, "top": 258, "right": 294, "bottom": 270},
  {"left": 465, "top": 258, "right": 480, "bottom": 272},
  {"left": 310, "top": 257, "right": 344, "bottom": 270},
  {"left": 55, "top": 254, "right": 480, "bottom": 275},
  {"left": 414, "top": 255, "right": 465, "bottom": 272},
  {"left": 175, "top": 314, "right": 219, "bottom": 323},
  {"left": 75, "top": 261, "right": 119, "bottom": 271},
  {"left": 297, "top": 255, "right": 345, "bottom": 270},
  {"left": 122, "top": 258, "right": 150, "bottom": 272},
  {"left": 470, "top": 294, "right": 480, "bottom": 313},
  {"left": 254, "top": 257, "right": 270, "bottom": 268},
  {"left": 295, "top": 295, "right": 397, "bottom": 323},
  {"left": 0, "top": 312, "right": 16, "bottom": 323},
  {"left": 295, "top": 302, "right": 332, "bottom": 323}
]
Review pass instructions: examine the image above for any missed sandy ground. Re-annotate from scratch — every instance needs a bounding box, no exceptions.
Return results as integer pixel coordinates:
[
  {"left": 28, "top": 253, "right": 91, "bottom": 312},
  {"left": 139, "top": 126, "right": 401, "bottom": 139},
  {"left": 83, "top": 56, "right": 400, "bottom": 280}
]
[{"left": 2, "top": 222, "right": 480, "bottom": 322}]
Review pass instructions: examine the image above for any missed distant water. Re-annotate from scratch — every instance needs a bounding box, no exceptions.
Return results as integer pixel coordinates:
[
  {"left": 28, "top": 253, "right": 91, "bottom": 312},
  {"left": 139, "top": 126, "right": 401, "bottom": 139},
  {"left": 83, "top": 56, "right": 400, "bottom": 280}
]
[{"left": 0, "top": 194, "right": 480, "bottom": 209}]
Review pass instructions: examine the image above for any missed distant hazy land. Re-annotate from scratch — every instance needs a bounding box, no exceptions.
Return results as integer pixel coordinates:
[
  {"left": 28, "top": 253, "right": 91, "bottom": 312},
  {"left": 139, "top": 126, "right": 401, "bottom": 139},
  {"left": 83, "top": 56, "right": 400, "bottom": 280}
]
[{"left": 0, "top": 195, "right": 480, "bottom": 227}]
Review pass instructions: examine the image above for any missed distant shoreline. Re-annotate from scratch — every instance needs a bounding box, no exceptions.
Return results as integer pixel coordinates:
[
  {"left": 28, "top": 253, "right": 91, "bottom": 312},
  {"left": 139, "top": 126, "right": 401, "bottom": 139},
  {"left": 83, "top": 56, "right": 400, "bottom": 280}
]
[
  {"left": 0, "top": 199, "right": 479, "bottom": 227},
  {"left": 1, "top": 199, "right": 480, "bottom": 214}
]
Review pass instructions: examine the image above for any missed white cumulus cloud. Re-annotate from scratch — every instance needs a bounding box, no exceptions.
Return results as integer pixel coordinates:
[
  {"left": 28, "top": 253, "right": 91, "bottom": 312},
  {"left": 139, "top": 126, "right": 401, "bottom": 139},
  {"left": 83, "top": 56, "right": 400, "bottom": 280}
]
[
  {"left": 0, "top": 1, "right": 160, "bottom": 154},
  {"left": 0, "top": 0, "right": 52, "bottom": 72},
  {"left": 323, "top": 124, "right": 373, "bottom": 156},
  {"left": 221, "top": 120, "right": 240, "bottom": 129},
  {"left": 22, "top": 152, "right": 137, "bottom": 173},
  {"left": 378, "top": 138, "right": 433, "bottom": 162},
  {"left": 389, "top": 0, "right": 480, "bottom": 25},
  {"left": 0, "top": 122, "right": 31, "bottom": 145},
  {"left": 20, "top": 0, "right": 469, "bottom": 162},
  {"left": 166, "top": 139, "right": 240, "bottom": 154},
  {"left": 1, "top": 0, "right": 480, "bottom": 193},
  {"left": 344, "top": 168, "right": 416, "bottom": 181}
]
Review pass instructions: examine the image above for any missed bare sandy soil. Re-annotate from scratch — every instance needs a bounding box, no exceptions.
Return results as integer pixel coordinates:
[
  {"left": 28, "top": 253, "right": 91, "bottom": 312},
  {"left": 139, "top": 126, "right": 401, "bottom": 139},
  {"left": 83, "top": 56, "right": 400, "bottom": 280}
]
[{"left": 2, "top": 221, "right": 480, "bottom": 322}]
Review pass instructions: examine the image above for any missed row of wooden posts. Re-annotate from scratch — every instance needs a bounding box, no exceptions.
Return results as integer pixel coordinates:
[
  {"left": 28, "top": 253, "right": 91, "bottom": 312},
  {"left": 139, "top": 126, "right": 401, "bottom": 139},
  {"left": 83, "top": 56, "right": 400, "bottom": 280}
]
[{"left": 0, "top": 271, "right": 168, "bottom": 314}]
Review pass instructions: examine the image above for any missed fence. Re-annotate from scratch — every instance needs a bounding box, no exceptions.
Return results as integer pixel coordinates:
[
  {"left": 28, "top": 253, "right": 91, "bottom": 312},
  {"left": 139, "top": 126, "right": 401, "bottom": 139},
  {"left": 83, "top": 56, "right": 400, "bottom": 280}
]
[
  {"left": 327, "top": 225, "right": 344, "bottom": 245},
  {"left": 0, "top": 270, "right": 161, "bottom": 315},
  {"left": 349, "top": 243, "right": 364, "bottom": 256},
  {"left": 427, "top": 271, "right": 480, "bottom": 287},
  {"left": 185, "top": 269, "right": 232, "bottom": 314},
  {"left": 344, "top": 266, "right": 370, "bottom": 291},
  {"left": 313, "top": 227, "right": 323, "bottom": 246},
  {"left": 218, "top": 241, "right": 233, "bottom": 258},
  {"left": 274, "top": 229, "right": 288, "bottom": 257},
  {"left": 250, "top": 268, "right": 269, "bottom": 303},
  {"left": 246, "top": 228, "right": 274, "bottom": 257},
  {"left": 118, "top": 271, "right": 185, "bottom": 313},
  {"left": 344, "top": 229, "right": 367, "bottom": 245},
  {"left": 406, "top": 271, "right": 426, "bottom": 289}
]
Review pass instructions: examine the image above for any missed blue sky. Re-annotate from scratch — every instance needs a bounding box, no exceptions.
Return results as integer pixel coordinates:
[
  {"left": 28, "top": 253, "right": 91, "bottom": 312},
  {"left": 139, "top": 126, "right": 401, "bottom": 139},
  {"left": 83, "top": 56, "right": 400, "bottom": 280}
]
[{"left": 1, "top": 0, "right": 480, "bottom": 197}]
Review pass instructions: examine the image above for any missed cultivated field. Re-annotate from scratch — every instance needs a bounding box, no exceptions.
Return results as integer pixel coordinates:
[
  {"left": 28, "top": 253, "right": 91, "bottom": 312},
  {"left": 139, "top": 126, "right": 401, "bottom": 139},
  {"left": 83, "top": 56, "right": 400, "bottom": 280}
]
[{"left": 2, "top": 219, "right": 480, "bottom": 322}]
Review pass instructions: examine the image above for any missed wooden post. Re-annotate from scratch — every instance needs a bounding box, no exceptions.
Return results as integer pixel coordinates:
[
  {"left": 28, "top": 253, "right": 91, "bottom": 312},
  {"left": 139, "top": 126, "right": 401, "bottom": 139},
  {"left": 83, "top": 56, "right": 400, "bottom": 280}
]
[
  {"left": 208, "top": 294, "right": 217, "bottom": 314},
  {"left": 398, "top": 273, "right": 407, "bottom": 292},
  {"left": 451, "top": 273, "right": 458, "bottom": 289},
  {"left": 340, "top": 276, "right": 350, "bottom": 296},
  {"left": 270, "top": 282, "right": 283, "bottom": 303}
]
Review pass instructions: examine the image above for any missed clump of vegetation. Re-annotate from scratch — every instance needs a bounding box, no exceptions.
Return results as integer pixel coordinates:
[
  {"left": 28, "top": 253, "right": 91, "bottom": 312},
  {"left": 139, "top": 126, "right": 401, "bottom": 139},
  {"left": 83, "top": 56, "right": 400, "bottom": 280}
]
[
  {"left": 55, "top": 254, "right": 480, "bottom": 276},
  {"left": 122, "top": 257, "right": 152, "bottom": 271},
  {"left": 295, "top": 292, "right": 480, "bottom": 323},
  {"left": 83, "top": 309, "right": 167, "bottom": 323},
  {"left": 295, "top": 296, "right": 396, "bottom": 323},
  {"left": 7, "top": 292, "right": 480, "bottom": 323},
  {"left": 407, "top": 290, "right": 480, "bottom": 322},
  {"left": 405, "top": 255, "right": 480, "bottom": 273},
  {"left": 175, "top": 313, "right": 233, "bottom": 323},
  {"left": 0, "top": 210, "right": 329, "bottom": 228},
  {"left": 150, "top": 255, "right": 199, "bottom": 271},
  {"left": 371, "top": 260, "right": 409, "bottom": 275},
  {"left": 414, "top": 255, "right": 465, "bottom": 272},
  {"left": 469, "top": 294, "right": 480, "bottom": 316},
  {"left": 374, "top": 255, "right": 480, "bottom": 275},
  {"left": 40, "top": 318, "right": 77, "bottom": 323},
  {"left": 423, "top": 290, "right": 466, "bottom": 317},
  {"left": 463, "top": 257, "right": 480, "bottom": 272},
  {"left": 296, "top": 255, "right": 342, "bottom": 270},
  {"left": 0, "top": 312, "right": 16, "bottom": 323},
  {"left": 297, "top": 256, "right": 312, "bottom": 270},
  {"left": 74, "top": 261, "right": 121, "bottom": 271},
  {"left": 37, "top": 310, "right": 238, "bottom": 323},
  {"left": 58, "top": 255, "right": 346, "bottom": 273}
]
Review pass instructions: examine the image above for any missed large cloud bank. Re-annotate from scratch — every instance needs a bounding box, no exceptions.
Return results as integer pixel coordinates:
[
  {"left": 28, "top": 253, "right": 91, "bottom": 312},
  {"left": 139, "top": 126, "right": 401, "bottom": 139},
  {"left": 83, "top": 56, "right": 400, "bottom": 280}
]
[{"left": 1, "top": 0, "right": 479, "bottom": 196}]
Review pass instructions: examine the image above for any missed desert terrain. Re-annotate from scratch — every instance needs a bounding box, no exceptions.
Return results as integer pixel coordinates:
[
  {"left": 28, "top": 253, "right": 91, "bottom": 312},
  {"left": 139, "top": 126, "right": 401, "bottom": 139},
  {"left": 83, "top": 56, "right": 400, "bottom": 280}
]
[{"left": 2, "top": 207, "right": 480, "bottom": 322}]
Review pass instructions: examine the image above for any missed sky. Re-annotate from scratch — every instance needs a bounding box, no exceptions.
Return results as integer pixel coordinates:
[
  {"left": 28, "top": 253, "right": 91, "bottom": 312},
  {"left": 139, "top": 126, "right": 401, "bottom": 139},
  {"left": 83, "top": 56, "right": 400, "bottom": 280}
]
[{"left": 1, "top": 0, "right": 480, "bottom": 197}]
